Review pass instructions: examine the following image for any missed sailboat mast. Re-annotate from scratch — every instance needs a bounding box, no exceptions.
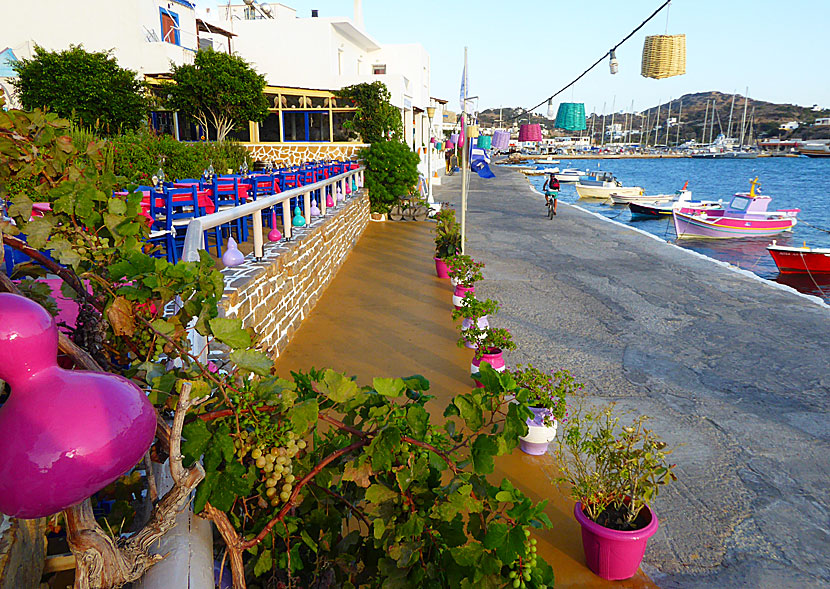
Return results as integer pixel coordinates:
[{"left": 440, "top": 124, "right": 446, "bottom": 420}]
[
  {"left": 709, "top": 100, "right": 716, "bottom": 144},
  {"left": 601, "top": 101, "right": 606, "bottom": 148},
  {"left": 664, "top": 99, "right": 672, "bottom": 146},
  {"left": 727, "top": 92, "right": 736, "bottom": 140},
  {"left": 739, "top": 87, "right": 749, "bottom": 148},
  {"left": 702, "top": 99, "right": 709, "bottom": 145},
  {"left": 676, "top": 99, "right": 683, "bottom": 147},
  {"left": 590, "top": 107, "right": 596, "bottom": 146},
  {"left": 654, "top": 100, "right": 662, "bottom": 147},
  {"left": 610, "top": 96, "right": 616, "bottom": 145},
  {"left": 644, "top": 108, "right": 651, "bottom": 148}
]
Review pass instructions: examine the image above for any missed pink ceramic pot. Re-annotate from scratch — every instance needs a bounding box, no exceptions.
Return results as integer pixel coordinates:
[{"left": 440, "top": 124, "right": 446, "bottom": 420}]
[
  {"left": 434, "top": 257, "right": 450, "bottom": 279},
  {"left": 0, "top": 293, "right": 157, "bottom": 518},
  {"left": 574, "top": 502, "right": 658, "bottom": 581},
  {"left": 452, "top": 284, "right": 475, "bottom": 308},
  {"left": 471, "top": 348, "right": 506, "bottom": 387}
]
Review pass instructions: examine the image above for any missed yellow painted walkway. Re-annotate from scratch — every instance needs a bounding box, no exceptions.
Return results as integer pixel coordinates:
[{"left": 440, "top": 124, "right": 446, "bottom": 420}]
[{"left": 275, "top": 220, "right": 657, "bottom": 588}]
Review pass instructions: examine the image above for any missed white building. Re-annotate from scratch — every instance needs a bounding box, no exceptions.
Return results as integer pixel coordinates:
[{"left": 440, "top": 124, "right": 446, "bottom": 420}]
[
  {"left": 815, "top": 117, "right": 830, "bottom": 126},
  {"left": 0, "top": 0, "right": 202, "bottom": 76}
]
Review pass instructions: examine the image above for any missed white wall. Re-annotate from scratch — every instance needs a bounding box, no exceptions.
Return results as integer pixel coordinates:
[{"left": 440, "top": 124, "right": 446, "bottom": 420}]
[{"left": 0, "top": 0, "right": 197, "bottom": 75}]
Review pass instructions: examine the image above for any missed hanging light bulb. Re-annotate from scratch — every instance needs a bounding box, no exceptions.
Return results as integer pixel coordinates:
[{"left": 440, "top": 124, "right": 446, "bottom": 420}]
[
  {"left": 546, "top": 98, "right": 555, "bottom": 119},
  {"left": 609, "top": 49, "right": 619, "bottom": 75}
]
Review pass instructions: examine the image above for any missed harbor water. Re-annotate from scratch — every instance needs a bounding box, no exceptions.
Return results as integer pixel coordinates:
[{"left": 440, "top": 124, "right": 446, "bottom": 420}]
[{"left": 523, "top": 157, "right": 830, "bottom": 302}]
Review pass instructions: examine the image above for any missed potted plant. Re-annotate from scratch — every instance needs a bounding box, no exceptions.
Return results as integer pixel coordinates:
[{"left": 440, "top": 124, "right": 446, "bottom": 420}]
[
  {"left": 432, "top": 207, "right": 461, "bottom": 278},
  {"left": 555, "top": 403, "right": 677, "bottom": 580},
  {"left": 458, "top": 308, "right": 516, "bottom": 384},
  {"left": 509, "top": 365, "right": 578, "bottom": 456},
  {"left": 369, "top": 201, "right": 388, "bottom": 222},
  {"left": 446, "top": 254, "right": 484, "bottom": 307},
  {"left": 451, "top": 293, "right": 497, "bottom": 348}
]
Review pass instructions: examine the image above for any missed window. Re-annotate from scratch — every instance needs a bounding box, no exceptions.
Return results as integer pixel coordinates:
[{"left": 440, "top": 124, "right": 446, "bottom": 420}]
[
  {"left": 372, "top": 64, "right": 386, "bottom": 75},
  {"left": 309, "top": 112, "right": 330, "bottom": 141},
  {"left": 283, "top": 112, "right": 306, "bottom": 141},
  {"left": 227, "top": 123, "right": 251, "bottom": 143},
  {"left": 159, "top": 8, "right": 180, "bottom": 45},
  {"left": 259, "top": 113, "right": 281, "bottom": 142},
  {"left": 333, "top": 112, "right": 357, "bottom": 141}
]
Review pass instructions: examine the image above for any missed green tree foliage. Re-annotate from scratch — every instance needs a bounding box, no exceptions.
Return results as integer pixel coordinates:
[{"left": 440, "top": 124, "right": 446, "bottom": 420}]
[
  {"left": 360, "top": 140, "right": 419, "bottom": 213},
  {"left": 12, "top": 45, "right": 146, "bottom": 134},
  {"left": 337, "top": 81, "right": 403, "bottom": 143},
  {"left": 166, "top": 49, "right": 268, "bottom": 142}
]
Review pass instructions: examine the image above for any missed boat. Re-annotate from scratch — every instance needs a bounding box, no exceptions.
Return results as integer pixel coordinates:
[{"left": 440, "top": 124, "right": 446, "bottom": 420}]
[
  {"left": 796, "top": 139, "right": 830, "bottom": 158},
  {"left": 575, "top": 172, "right": 643, "bottom": 200},
  {"left": 554, "top": 168, "right": 586, "bottom": 183},
  {"left": 611, "top": 184, "right": 691, "bottom": 205},
  {"left": 673, "top": 178, "right": 799, "bottom": 239},
  {"left": 767, "top": 241, "right": 830, "bottom": 273},
  {"left": 629, "top": 191, "right": 722, "bottom": 217},
  {"left": 521, "top": 165, "right": 560, "bottom": 176},
  {"left": 535, "top": 157, "right": 560, "bottom": 164}
]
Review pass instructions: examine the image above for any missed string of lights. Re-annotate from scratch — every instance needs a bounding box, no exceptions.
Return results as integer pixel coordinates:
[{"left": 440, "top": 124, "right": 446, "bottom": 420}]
[{"left": 507, "top": 0, "right": 674, "bottom": 122}]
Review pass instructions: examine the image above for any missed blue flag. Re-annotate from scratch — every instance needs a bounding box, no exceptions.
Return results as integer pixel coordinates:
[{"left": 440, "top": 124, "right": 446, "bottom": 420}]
[
  {"left": 470, "top": 145, "right": 495, "bottom": 179},
  {"left": 459, "top": 61, "right": 467, "bottom": 111}
]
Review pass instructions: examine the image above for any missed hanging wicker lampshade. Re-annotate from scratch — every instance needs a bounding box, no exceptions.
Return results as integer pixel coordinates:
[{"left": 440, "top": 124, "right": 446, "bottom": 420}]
[
  {"left": 450, "top": 133, "right": 460, "bottom": 145},
  {"left": 518, "top": 124, "right": 542, "bottom": 142},
  {"left": 641, "top": 34, "right": 686, "bottom": 79},
  {"left": 491, "top": 130, "right": 510, "bottom": 150},
  {"left": 477, "top": 135, "right": 492, "bottom": 149},
  {"left": 467, "top": 125, "right": 480, "bottom": 138},
  {"left": 445, "top": 140, "right": 455, "bottom": 150},
  {"left": 554, "top": 103, "right": 587, "bottom": 131}
]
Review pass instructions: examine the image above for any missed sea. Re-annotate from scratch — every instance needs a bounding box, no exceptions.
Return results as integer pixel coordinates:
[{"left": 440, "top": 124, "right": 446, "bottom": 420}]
[{"left": 522, "top": 157, "right": 830, "bottom": 304}]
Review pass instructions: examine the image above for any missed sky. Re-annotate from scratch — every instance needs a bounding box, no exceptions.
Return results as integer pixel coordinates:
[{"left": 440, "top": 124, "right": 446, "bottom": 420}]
[{"left": 204, "top": 0, "right": 830, "bottom": 115}]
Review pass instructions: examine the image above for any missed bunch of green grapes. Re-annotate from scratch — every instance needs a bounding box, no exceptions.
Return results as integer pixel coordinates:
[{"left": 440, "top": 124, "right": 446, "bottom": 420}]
[
  {"left": 506, "top": 529, "right": 546, "bottom": 589},
  {"left": 249, "top": 431, "right": 308, "bottom": 507}
]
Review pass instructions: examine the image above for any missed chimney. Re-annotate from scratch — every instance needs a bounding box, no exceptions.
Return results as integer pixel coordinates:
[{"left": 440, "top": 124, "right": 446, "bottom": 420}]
[
  {"left": 311, "top": 9, "right": 318, "bottom": 17},
  {"left": 353, "top": 0, "right": 363, "bottom": 28}
]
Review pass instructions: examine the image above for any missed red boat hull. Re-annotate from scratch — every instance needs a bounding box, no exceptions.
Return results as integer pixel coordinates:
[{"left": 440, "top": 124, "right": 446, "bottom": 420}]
[{"left": 768, "top": 246, "right": 830, "bottom": 274}]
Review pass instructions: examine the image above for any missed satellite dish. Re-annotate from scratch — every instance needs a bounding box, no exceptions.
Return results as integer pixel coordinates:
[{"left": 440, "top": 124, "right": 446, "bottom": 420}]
[{"left": 260, "top": 2, "right": 272, "bottom": 15}]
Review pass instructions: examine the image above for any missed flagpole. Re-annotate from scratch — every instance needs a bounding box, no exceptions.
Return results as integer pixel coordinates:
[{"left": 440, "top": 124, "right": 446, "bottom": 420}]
[{"left": 461, "top": 46, "right": 468, "bottom": 255}]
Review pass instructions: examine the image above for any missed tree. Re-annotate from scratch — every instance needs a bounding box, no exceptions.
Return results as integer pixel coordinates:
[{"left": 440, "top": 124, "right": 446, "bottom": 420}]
[
  {"left": 167, "top": 49, "right": 268, "bottom": 142},
  {"left": 360, "top": 140, "right": 419, "bottom": 213},
  {"left": 337, "top": 81, "right": 403, "bottom": 143},
  {"left": 12, "top": 45, "right": 146, "bottom": 134}
]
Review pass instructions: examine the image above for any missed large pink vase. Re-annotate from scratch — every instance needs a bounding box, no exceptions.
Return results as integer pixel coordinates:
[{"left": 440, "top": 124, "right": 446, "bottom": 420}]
[
  {"left": 574, "top": 502, "right": 658, "bottom": 580},
  {"left": 0, "top": 293, "right": 157, "bottom": 518},
  {"left": 434, "top": 257, "right": 450, "bottom": 279}
]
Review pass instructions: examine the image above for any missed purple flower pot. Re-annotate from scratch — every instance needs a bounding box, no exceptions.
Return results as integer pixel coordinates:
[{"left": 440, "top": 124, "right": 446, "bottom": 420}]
[
  {"left": 434, "top": 257, "right": 450, "bottom": 279},
  {"left": 574, "top": 502, "right": 659, "bottom": 581},
  {"left": 518, "top": 406, "right": 558, "bottom": 455},
  {"left": 461, "top": 315, "right": 489, "bottom": 349}
]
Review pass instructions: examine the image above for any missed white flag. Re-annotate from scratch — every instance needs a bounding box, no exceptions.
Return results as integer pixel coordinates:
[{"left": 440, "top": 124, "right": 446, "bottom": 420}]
[{"left": 459, "top": 61, "right": 468, "bottom": 111}]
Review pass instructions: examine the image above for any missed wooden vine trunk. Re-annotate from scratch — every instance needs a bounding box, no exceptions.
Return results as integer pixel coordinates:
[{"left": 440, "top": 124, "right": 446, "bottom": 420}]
[{"left": 0, "top": 514, "right": 47, "bottom": 588}]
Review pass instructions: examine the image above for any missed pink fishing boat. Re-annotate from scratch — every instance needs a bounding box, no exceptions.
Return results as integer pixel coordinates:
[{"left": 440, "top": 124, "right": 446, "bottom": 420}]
[{"left": 673, "top": 178, "right": 799, "bottom": 240}]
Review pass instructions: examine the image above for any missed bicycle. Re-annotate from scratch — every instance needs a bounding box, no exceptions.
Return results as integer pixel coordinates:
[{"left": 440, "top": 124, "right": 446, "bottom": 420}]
[
  {"left": 545, "top": 191, "right": 558, "bottom": 219},
  {"left": 389, "top": 195, "right": 429, "bottom": 221}
]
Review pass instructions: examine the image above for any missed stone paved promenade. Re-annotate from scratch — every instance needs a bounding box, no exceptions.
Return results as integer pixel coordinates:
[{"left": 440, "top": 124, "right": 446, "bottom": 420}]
[{"left": 436, "top": 167, "right": 830, "bottom": 588}]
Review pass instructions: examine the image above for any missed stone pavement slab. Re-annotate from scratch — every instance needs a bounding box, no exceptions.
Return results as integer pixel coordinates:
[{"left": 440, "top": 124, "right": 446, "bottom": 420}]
[{"left": 435, "top": 167, "right": 830, "bottom": 588}]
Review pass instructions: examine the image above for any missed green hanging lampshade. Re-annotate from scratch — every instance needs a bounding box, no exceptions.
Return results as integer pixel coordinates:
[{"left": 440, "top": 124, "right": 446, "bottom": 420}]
[
  {"left": 477, "top": 135, "right": 492, "bottom": 149},
  {"left": 554, "top": 103, "right": 587, "bottom": 131}
]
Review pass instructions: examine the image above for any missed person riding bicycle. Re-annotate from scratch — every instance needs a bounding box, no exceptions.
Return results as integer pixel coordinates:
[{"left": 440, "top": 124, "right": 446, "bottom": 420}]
[{"left": 543, "top": 173, "right": 560, "bottom": 215}]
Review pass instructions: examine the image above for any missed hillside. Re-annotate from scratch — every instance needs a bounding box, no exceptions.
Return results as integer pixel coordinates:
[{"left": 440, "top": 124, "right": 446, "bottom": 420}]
[{"left": 478, "top": 92, "right": 830, "bottom": 142}]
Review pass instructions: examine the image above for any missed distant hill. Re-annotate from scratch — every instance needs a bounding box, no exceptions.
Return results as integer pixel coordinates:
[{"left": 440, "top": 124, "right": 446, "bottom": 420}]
[{"left": 478, "top": 92, "right": 830, "bottom": 142}]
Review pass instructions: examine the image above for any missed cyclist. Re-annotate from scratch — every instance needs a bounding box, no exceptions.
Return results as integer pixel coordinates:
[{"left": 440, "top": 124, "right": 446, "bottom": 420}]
[{"left": 543, "top": 173, "right": 560, "bottom": 216}]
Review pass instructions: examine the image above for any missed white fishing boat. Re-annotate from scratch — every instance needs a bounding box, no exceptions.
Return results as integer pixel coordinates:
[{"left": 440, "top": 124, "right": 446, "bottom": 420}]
[
  {"left": 536, "top": 157, "right": 561, "bottom": 164},
  {"left": 554, "top": 168, "right": 586, "bottom": 183},
  {"left": 796, "top": 139, "right": 830, "bottom": 158},
  {"left": 521, "top": 166, "right": 560, "bottom": 176},
  {"left": 575, "top": 172, "right": 643, "bottom": 200},
  {"left": 611, "top": 188, "right": 691, "bottom": 205}
]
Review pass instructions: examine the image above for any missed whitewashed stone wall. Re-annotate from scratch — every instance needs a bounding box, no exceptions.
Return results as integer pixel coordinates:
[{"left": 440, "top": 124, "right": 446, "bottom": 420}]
[
  {"left": 219, "top": 191, "right": 369, "bottom": 357},
  {"left": 244, "top": 143, "right": 368, "bottom": 167}
]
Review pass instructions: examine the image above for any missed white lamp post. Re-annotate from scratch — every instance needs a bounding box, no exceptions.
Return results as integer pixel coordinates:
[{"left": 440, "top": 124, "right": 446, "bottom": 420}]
[{"left": 426, "top": 106, "right": 436, "bottom": 203}]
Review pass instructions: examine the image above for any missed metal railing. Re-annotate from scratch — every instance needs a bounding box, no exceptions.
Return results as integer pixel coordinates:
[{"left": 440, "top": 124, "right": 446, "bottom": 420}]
[{"left": 181, "top": 167, "right": 364, "bottom": 263}]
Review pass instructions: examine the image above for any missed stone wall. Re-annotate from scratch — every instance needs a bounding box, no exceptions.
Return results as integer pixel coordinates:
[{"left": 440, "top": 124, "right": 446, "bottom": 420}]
[
  {"left": 218, "top": 191, "right": 369, "bottom": 357},
  {"left": 244, "top": 143, "right": 368, "bottom": 167}
]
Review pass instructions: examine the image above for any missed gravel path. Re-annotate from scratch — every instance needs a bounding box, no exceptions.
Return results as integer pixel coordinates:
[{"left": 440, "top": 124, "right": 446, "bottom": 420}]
[{"left": 433, "top": 167, "right": 830, "bottom": 588}]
